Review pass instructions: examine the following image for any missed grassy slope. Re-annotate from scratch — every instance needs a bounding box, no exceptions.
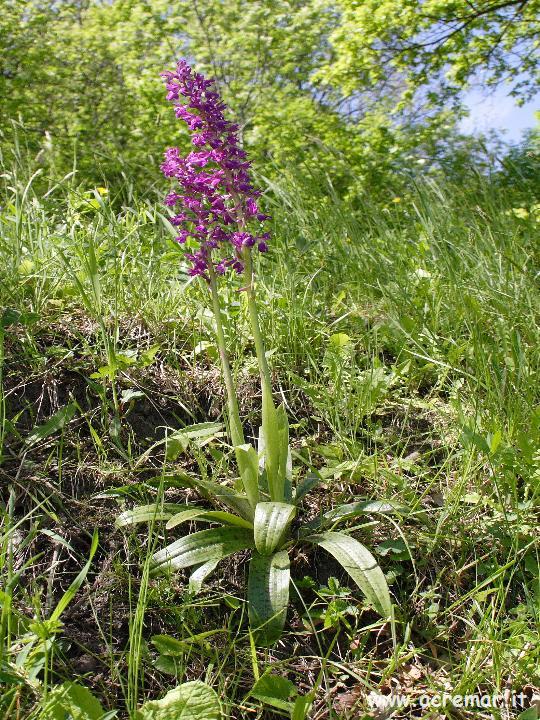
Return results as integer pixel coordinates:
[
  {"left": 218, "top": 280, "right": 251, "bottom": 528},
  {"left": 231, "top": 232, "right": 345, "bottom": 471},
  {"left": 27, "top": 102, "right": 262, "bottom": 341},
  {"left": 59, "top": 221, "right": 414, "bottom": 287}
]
[{"left": 0, "top": 158, "right": 539, "bottom": 719}]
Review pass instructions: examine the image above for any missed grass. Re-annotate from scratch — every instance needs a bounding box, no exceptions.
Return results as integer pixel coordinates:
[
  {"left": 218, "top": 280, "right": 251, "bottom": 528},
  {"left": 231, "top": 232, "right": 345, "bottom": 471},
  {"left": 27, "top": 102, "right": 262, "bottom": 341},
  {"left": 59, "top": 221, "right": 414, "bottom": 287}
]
[{"left": 0, "top": 148, "right": 539, "bottom": 719}]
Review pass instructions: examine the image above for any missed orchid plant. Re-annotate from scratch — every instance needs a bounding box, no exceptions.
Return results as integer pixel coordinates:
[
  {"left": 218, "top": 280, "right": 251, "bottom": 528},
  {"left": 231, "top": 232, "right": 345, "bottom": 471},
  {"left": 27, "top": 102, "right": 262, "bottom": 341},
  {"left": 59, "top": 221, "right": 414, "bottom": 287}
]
[{"left": 117, "top": 60, "right": 392, "bottom": 645}]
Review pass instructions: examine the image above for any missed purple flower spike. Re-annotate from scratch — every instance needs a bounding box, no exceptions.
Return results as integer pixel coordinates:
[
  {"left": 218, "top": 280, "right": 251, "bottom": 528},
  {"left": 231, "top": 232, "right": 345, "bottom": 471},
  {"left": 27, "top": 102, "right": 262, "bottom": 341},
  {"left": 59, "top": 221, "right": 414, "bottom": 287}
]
[{"left": 161, "top": 59, "right": 270, "bottom": 278}]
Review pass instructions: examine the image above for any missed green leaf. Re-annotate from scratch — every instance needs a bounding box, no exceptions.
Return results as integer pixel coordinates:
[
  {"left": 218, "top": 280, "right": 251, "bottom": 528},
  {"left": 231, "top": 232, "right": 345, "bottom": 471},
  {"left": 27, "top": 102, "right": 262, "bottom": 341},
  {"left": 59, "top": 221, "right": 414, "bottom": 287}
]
[
  {"left": 39, "top": 529, "right": 75, "bottom": 551},
  {"left": 276, "top": 405, "right": 292, "bottom": 502},
  {"left": 177, "top": 422, "right": 225, "bottom": 440},
  {"left": 254, "top": 502, "right": 295, "bottom": 555},
  {"left": 39, "top": 681, "right": 113, "bottom": 720},
  {"left": 120, "top": 388, "right": 145, "bottom": 404},
  {"left": 151, "top": 634, "right": 187, "bottom": 656},
  {"left": 189, "top": 559, "right": 221, "bottom": 594},
  {"left": 158, "top": 212, "right": 186, "bottom": 242},
  {"left": 250, "top": 673, "right": 297, "bottom": 712},
  {"left": 147, "top": 474, "right": 254, "bottom": 522},
  {"left": 165, "top": 433, "right": 190, "bottom": 460},
  {"left": 1, "top": 308, "right": 22, "bottom": 328},
  {"left": 517, "top": 708, "right": 538, "bottom": 720},
  {"left": 136, "top": 681, "right": 221, "bottom": 720},
  {"left": 489, "top": 429, "right": 503, "bottom": 454},
  {"left": 328, "top": 332, "right": 351, "bottom": 349},
  {"left": 291, "top": 693, "right": 315, "bottom": 720},
  {"left": 261, "top": 386, "right": 282, "bottom": 501},
  {"left": 294, "top": 472, "right": 324, "bottom": 503},
  {"left": 312, "top": 499, "right": 408, "bottom": 528},
  {"left": 151, "top": 630, "right": 222, "bottom": 657},
  {"left": 235, "top": 443, "right": 260, "bottom": 508},
  {"left": 248, "top": 550, "right": 290, "bottom": 646},
  {"left": 193, "top": 340, "right": 218, "bottom": 360},
  {"left": 90, "top": 364, "right": 116, "bottom": 380},
  {"left": 375, "top": 538, "right": 410, "bottom": 560},
  {"left": 50, "top": 531, "right": 98, "bottom": 622},
  {"left": 196, "top": 479, "right": 254, "bottom": 521},
  {"left": 166, "top": 508, "right": 253, "bottom": 531},
  {"left": 306, "top": 532, "right": 392, "bottom": 617},
  {"left": 116, "top": 504, "right": 191, "bottom": 529},
  {"left": 25, "top": 402, "right": 76, "bottom": 446},
  {"left": 0, "top": 666, "right": 25, "bottom": 686},
  {"left": 164, "top": 507, "right": 210, "bottom": 529},
  {"left": 146, "top": 473, "right": 199, "bottom": 489},
  {"left": 139, "top": 344, "right": 160, "bottom": 367},
  {"left": 166, "top": 423, "right": 224, "bottom": 460},
  {"left": 151, "top": 527, "right": 254, "bottom": 574},
  {"left": 153, "top": 655, "right": 182, "bottom": 677},
  {"left": 195, "top": 511, "right": 253, "bottom": 529},
  {"left": 460, "top": 425, "right": 491, "bottom": 455}
]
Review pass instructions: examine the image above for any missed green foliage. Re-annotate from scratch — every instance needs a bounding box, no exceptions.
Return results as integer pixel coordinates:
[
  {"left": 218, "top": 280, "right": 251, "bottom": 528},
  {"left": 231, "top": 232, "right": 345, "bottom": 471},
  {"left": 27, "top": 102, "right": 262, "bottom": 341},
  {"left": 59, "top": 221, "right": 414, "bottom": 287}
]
[
  {"left": 248, "top": 550, "right": 291, "bottom": 646},
  {"left": 118, "top": 416, "right": 392, "bottom": 645},
  {"left": 320, "top": 0, "right": 540, "bottom": 103},
  {"left": 249, "top": 672, "right": 314, "bottom": 717},
  {"left": 1, "top": 153, "right": 539, "bottom": 714},
  {"left": 116, "top": 504, "right": 196, "bottom": 528},
  {"left": 38, "top": 680, "right": 221, "bottom": 720},
  {"left": 150, "top": 527, "right": 256, "bottom": 575},
  {"left": 135, "top": 681, "right": 222, "bottom": 720},
  {"left": 39, "top": 682, "right": 116, "bottom": 720},
  {"left": 25, "top": 402, "right": 77, "bottom": 447},
  {"left": 306, "top": 533, "right": 392, "bottom": 618},
  {"left": 253, "top": 502, "right": 296, "bottom": 555},
  {"left": 497, "top": 125, "right": 540, "bottom": 201},
  {"left": 1, "top": 0, "right": 520, "bottom": 198},
  {"left": 0, "top": 524, "right": 99, "bottom": 717},
  {"left": 1, "top": 0, "right": 342, "bottom": 182}
]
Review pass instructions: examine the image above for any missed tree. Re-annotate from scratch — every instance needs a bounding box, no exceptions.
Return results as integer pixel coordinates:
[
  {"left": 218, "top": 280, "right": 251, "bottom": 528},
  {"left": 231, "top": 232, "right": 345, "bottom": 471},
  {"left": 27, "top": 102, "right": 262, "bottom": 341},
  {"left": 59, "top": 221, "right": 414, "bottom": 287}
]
[
  {"left": 318, "top": 0, "right": 540, "bottom": 103},
  {"left": 0, "top": 0, "right": 505, "bottom": 195}
]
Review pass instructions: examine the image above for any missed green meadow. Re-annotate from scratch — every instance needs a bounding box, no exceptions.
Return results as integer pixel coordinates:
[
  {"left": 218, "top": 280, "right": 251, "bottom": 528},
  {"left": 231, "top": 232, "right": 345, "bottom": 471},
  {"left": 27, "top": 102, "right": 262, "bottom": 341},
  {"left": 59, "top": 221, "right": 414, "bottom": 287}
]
[{"left": 1, "top": 1, "right": 539, "bottom": 718}]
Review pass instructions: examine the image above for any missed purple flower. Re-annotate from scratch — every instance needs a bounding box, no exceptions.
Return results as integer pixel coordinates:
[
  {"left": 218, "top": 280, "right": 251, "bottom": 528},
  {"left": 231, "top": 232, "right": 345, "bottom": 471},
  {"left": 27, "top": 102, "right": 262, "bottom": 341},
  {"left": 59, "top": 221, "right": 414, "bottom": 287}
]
[
  {"left": 161, "top": 59, "right": 270, "bottom": 278},
  {"left": 231, "top": 231, "right": 256, "bottom": 249},
  {"left": 246, "top": 198, "right": 258, "bottom": 216},
  {"left": 164, "top": 192, "right": 181, "bottom": 207},
  {"left": 175, "top": 230, "right": 190, "bottom": 244}
]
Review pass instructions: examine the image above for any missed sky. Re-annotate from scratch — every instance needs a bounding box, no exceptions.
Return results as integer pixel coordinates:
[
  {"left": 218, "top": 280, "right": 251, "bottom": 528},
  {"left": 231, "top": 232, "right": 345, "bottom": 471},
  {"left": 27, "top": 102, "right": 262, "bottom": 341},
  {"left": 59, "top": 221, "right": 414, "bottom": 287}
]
[{"left": 461, "top": 86, "right": 538, "bottom": 144}]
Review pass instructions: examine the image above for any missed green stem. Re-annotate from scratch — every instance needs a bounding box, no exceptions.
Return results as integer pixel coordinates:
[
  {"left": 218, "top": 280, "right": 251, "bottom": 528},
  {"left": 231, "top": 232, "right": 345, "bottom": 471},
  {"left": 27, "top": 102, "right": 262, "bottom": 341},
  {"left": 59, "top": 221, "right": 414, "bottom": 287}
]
[
  {"left": 242, "top": 249, "right": 272, "bottom": 395},
  {"left": 207, "top": 265, "right": 245, "bottom": 448},
  {"left": 242, "top": 249, "right": 283, "bottom": 501},
  {"left": 208, "top": 265, "right": 259, "bottom": 510},
  {"left": 227, "top": 182, "right": 272, "bottom": 395}
]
